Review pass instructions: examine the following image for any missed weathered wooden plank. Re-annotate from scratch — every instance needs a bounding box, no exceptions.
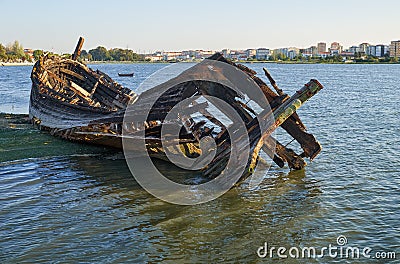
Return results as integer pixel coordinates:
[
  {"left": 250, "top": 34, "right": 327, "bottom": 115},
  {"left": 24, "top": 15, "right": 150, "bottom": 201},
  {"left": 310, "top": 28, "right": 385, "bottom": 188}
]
[{"left": 72, "top": 37, "right": 84, "bottom": 60}]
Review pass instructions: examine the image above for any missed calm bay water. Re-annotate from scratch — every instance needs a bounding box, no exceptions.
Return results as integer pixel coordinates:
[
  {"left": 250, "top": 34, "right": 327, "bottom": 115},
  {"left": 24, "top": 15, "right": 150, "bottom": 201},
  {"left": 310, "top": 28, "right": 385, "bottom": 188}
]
[{"left": 0, "top": 63, "right": 399, "bottom": 263}]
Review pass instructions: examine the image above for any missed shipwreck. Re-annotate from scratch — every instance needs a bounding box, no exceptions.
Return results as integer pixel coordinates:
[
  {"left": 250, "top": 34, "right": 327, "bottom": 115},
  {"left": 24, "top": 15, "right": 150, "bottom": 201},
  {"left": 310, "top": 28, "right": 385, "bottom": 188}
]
[{"left": 29, "top": 37, "right": 323, "bottom": 184}]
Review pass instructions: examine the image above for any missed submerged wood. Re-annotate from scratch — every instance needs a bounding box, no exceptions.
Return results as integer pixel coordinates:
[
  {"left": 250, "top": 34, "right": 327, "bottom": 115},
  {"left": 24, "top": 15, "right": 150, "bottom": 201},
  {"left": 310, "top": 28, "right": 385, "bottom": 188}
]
[{"left": 29, "top": 42, "right": 323, "bottom": 184}]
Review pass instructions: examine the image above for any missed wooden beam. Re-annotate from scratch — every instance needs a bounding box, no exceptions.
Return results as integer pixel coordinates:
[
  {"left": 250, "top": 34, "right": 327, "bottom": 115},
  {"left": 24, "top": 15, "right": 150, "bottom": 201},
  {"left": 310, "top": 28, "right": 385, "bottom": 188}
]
[{"left": 72, "top": 37, "right": 84, "bottom": 61}]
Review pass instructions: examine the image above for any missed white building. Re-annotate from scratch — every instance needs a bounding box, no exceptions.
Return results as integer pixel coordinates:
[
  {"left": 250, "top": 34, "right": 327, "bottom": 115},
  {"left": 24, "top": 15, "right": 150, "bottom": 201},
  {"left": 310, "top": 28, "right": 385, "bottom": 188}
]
[
  {"left": 145, "top": 54, "right": 163, "bottom": 62},
  {"left": 163, "top": 51, "right": 181, "bottom": 61},
  {"left": 273, "top": 48, "right": 288, "bottom": 58},
  {"left": 366, "top": 45, "right": 376, "bottom": 56},
  {"left": 304, "top": 46, "right": 318, "bottom": 56},
  {"left": 256, "top": 48, "right": 270, "bottom": 60},
  {"left": 359, "top": 43, "right": 370, "bottom": 53},
  {"left": 364, "top": 45, "right": 389, "bottom": 57},
  {"left": 246, "top": 49, "right": 256, "bottom": 59},
  {"left": 222, "top": 49, "right": 230, "bottom": 58},
  {"left": 288, "top": 49, "right": 298, "bottom": 59},
  {"left": 375, "top": 45, "right": 389, "bottom": 57},
  {"left": 349, "top": 46, "right": 361, "bottom": 54}
]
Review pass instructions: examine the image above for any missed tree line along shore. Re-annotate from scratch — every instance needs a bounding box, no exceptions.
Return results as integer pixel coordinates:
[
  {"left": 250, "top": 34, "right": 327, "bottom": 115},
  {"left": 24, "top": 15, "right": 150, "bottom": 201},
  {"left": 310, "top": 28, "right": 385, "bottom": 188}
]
[
  {"left": 1, "top": 41, "right": 147, "bottom": 63},
  {"left": 1, "top": 41, "right": 399, "bottom": 65}
]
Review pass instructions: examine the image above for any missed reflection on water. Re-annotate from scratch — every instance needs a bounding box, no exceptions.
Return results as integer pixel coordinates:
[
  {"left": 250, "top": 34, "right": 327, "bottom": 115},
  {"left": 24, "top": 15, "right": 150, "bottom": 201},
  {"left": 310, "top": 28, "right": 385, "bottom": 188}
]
[
  {"left": 1, "top": 153, "right": 322, "bottom": 263},
  {"left": 1, "top": 63, "right": 399, "bottom": 262}
]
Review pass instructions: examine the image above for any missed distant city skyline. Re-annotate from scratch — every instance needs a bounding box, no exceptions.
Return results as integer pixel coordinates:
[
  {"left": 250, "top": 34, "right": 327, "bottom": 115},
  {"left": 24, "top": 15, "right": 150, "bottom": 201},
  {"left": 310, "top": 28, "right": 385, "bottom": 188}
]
[
  {"left": 138, "top": 40, "right": 398, "bottom": 62},
  {"left": 1, "top": 0, "right": 400, "bottom": 53}
]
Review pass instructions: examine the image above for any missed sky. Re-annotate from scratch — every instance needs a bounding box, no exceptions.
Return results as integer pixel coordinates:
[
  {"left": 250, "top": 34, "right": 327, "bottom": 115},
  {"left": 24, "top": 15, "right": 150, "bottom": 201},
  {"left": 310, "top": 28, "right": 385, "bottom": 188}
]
[{"left": 1, "top": 0, "right": 400, "bottom": 53}]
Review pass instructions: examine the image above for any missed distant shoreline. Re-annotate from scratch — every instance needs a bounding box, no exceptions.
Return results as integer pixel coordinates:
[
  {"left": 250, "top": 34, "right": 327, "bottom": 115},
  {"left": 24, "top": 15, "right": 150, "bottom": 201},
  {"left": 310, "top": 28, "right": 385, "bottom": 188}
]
[
  {"left": 2, "top": 60, "right": 399, "bottom": 67},
  {"left": 87, "top": 59, "right": 400, "bottom": 65},
  {"left": 1, "top": 62, "right": 34, "bottom": 66},
  {"left": 88, "top": 60, "right": 400, "bottom": 65},
  {"left": 246, "top": 60, "right": 400, "bottom": 64},
  {"left": 86, "top": 60, "right": 172, "bottom": 65}
]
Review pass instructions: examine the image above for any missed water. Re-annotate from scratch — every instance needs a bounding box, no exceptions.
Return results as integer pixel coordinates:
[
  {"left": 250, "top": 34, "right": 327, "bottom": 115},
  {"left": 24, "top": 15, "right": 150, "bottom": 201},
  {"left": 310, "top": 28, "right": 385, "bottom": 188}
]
[{"left": 0, "top": 63, "right": 399, "bottom": 263}]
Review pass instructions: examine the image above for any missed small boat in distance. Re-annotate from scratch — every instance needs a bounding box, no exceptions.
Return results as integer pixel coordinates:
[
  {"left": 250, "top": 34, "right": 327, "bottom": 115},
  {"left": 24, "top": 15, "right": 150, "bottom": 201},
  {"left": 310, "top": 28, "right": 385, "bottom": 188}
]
[{"left": 118, "top": 72, "right": 134, "bottom": 77}]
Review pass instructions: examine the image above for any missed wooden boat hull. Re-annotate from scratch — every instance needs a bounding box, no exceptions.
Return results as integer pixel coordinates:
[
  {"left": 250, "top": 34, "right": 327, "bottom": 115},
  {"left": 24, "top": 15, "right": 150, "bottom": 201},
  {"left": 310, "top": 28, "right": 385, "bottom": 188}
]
[{"left": 29, "top": 51, "right": 323, "bottom": 183}]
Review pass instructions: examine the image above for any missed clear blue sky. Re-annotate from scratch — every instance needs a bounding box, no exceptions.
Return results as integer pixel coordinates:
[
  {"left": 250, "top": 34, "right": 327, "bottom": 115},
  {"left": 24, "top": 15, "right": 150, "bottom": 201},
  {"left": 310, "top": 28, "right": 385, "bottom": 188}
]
[{"left": 1, "top": 0, "right": 399, "bottom": 53}]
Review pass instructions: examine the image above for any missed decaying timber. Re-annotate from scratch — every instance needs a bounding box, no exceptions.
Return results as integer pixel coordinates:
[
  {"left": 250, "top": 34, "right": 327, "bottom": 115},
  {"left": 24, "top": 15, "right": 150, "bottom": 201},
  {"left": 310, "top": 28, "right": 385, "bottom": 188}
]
[{"left": 29, "top": 38, "right": 323, "bottom": 184}]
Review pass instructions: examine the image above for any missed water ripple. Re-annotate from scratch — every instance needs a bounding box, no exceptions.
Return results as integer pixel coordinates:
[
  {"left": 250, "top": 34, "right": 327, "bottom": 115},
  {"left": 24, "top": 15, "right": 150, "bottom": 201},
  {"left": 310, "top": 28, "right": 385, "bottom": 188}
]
[{"left": 0, "top": 64, "right": 399, "bottom": 262}]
